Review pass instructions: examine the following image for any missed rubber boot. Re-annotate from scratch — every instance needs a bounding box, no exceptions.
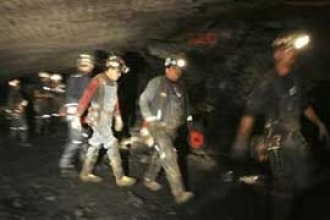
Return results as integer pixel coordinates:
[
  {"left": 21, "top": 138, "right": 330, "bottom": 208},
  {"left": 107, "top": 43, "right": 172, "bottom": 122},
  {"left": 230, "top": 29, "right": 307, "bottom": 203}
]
[
  {"left": 144, "top": 178, "right": 162, "bottom": 191},
  {"left": 107, "top": 149, "right": 136, "bottom": 187},
  {"left": 167, "top": 174, "right": 194, "bottom": 204},
  {"left": 79, "top": 146, "right": 103, "bottom": 183}
]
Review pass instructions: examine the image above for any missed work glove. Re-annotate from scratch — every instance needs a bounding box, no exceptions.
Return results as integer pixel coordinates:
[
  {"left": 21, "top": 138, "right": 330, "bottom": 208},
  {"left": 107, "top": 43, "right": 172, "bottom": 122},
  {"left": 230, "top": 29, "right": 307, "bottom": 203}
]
[
  {"left": 71, "top": 116, "right": 82, "bottom": 131},
  {"left": 318, "top": 123, "right": 330, "bottom": 149},
  {"left": 230, "top": 137, "right": 249, "bottom": 161},
  {"left": 114, "top": 115, "right": 124, "bottom": 132}
]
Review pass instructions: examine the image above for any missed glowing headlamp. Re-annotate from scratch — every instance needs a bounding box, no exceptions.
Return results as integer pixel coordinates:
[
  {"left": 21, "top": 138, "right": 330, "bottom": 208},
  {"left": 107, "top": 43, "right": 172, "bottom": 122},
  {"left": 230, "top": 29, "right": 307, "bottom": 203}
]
[
  {"left": 273, "top": 33, "right": 310, "bottom": 50},
  {"left": 165, "top": 57, "right": 187, "bottom": 68},
  {"left": 50, "top": 74, "right": 62, "bottom": 81},
  {"left": 8, "top": 79, "right": 20, "bottom": 87},
  {"left": 38, "top": 72, "right": 50, "bottom": 78},
  {"left": 293, "top": 35, "right": 310, "bottom": 49}
]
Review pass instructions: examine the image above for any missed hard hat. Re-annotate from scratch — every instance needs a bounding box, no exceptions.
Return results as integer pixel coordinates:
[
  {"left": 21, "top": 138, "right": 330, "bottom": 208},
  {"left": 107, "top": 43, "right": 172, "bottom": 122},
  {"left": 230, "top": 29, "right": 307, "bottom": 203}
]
[
  {"left": 50, "top": 74, "right": 62, "bottom": 81},
  {"left": 164, "top": 56, "right": 186, "bottom": 68},
  {"left": 8, "top": 79, "right": 20, "bottom": 87},
  {"left": 38, "top": 72, "right": 50, "bottom": 78},
  {"left": 77, "top": 54, "right": 94, "bottom": 66},
  {"left": 105, "top": 55, "right": 130, "bottom": 73},
  {"left": 273, "top": 33, "right": 310, "bottom": 50}
]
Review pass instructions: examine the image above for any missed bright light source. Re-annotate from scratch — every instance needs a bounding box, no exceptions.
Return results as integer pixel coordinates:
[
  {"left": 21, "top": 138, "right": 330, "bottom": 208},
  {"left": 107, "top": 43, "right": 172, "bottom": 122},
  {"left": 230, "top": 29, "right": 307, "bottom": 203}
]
[
  {"left": 50, "top": 74, "right": 62, "bottom": 81},
  {"left": 8, "top": 79, "right": 19, "bottom": 87},
  {"left": 294, "top": 35, "right": 310, "bottom": 49},
  {"left": 177, "top": 59, "right": 186, "bottom": 68}
]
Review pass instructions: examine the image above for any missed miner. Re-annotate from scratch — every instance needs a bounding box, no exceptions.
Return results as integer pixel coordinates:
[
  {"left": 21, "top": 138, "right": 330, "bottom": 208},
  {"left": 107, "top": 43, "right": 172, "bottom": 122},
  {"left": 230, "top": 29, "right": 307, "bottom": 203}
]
[
  {"left": 139, "top": 55, "right": 194, "bottom": 204},
  {"left": 231, "top": 33, "right": 328, "bottom": 194},
  {"left": 59, "top": 54, "right": 94, "bottom": 176},
  {"left": 6, "top": 79, "right": 31, "bottom": 147},
  {"left": 72, "top": 55, "right": 136, "bottom": 187}
]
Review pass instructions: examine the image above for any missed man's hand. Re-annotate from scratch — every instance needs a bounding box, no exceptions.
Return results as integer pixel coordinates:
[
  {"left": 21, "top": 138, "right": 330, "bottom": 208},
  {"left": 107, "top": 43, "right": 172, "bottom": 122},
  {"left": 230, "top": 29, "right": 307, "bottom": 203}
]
[
  {"left": 114, "top": 115, "right": 124, "bottom": 132},
  {"left": 230, "top": 137, "right": 249, "bottom": 161},
  {"left": 71, "top": 116, "right": 82, "bottom": 131}
]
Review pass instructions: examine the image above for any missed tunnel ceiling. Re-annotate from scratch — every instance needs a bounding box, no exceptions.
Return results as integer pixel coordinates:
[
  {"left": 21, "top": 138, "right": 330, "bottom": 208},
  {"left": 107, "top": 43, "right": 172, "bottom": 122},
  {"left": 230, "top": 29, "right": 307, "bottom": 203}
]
[{"left": 0, "top": 0, "right": 329, "bottom": 79}]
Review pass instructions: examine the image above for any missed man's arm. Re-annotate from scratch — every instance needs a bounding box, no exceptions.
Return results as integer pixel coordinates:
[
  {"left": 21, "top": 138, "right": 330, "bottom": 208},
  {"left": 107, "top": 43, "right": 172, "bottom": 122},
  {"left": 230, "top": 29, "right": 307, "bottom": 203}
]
[
  {"left": 76, "top": 77, "right": 100, "bottom": 117},
  {"left": 236, "top": 115, "right": 256, "bottom": 139},
  {"left": 303, "top": 105, "right": 325, "bottom": 128},
  {"left": 139, "top": 78, "right": 159, "bottom": 121}
]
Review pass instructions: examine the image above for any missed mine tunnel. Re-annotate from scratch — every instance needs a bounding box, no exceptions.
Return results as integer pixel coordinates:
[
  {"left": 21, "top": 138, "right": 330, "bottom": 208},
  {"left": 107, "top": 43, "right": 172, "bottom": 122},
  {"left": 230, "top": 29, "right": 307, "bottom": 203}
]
[{"left": 1, "top": 0, "right": 330, "bottom": 220}]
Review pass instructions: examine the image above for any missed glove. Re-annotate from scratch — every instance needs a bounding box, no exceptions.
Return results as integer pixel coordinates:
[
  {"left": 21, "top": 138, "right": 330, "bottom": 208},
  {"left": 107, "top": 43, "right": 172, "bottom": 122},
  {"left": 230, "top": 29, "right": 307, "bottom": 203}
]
[
  {"left": 114, "top": 115, "right": 124, "bottom": 132},
  {"left": 71, "top": 116, "right": 82, "bottom": 131},
  {"left": 318, "top": 123, "right": 330, "bottom": 149},
  {"left": 230, "top": 137, "right": 249, "bottom": 161}
]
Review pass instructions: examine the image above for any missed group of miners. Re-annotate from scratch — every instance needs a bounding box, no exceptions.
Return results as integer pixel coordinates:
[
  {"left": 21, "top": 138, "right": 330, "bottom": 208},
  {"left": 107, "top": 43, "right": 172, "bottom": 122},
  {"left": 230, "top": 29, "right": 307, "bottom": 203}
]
[
  {"left": 4, "top": 32, "right": 330, "bottom": 207},
  {"left": 6, "top": 71, "right": 65, "bottom": 146}
]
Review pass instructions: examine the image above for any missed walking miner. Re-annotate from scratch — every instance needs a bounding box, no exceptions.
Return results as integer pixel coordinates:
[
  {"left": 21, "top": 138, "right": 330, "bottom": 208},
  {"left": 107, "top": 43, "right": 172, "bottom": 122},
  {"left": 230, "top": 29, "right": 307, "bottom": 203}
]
[
  {"left": 139, "top": 56, "right": 194, "bottom": 204},
  {"left": 231, "top": 33, "right": 328, "bottom": 194},
  {"left": 59, "top": 54, "right": 94, "bottom": 176},
  {"left": 6, "top": 79, "right": 31, "bottom": 147},
  {"left": 33, "top": 72, "right": 53, "bottom": 134},
  {"left": 72, "top": 55, "right": 136, "bottom": 187}
]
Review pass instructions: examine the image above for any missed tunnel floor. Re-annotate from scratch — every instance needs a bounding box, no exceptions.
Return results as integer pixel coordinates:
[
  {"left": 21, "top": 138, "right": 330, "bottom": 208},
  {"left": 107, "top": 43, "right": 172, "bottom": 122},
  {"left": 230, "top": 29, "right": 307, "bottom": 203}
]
[{"left": 0, "top": 123, "right": 330, "bottom": 220}]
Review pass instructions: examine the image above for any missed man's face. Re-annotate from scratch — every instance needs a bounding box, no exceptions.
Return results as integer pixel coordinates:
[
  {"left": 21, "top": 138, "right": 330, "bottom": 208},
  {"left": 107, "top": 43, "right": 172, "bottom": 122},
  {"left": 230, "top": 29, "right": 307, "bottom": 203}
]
[
  {"left": 105, "top": 67, "right": 122, "bottom": 81},
  {"left": 273, "top": 47, "right": 297, "bottom": 66},
  {"left": 78, "top": 63, "right": 94, "bottom": 74},
  {"left": 165, "top": 66, "right": 183, "bottom": 82}
]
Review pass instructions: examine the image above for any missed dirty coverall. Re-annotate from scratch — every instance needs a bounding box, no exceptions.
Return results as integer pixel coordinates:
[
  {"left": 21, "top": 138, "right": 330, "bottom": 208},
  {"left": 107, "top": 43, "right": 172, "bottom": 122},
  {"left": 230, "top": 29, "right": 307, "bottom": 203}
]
[
  {"left": 59, "top": 72, "right": 91, "bottom": 171},
  {"left": 76, "top": 74, "right": 126, "bottom": 181},
  {"left": 139, "top": 76, "right": 191, "bottom": 199},
  {"left": 246, "top": 69, "right": 312, "bottom": 192}
]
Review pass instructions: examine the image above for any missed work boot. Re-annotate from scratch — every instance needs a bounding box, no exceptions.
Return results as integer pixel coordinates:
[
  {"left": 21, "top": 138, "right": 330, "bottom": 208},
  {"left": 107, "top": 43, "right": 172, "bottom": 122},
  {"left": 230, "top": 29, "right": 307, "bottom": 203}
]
[
  {"left": 174, "top": 191, "right": 194, "bottom": 204},
  {"left": 116, "top": 176, "right": 136, "bottom": 187},
  {"left": 144, "top": 179, "right": 162, "bottom": 191},
  {"left": 79, "top": 146, "right": 102, "bottom": 183},
  {"left": 80, "top": 174, "right": 103, "bottom": 183}
]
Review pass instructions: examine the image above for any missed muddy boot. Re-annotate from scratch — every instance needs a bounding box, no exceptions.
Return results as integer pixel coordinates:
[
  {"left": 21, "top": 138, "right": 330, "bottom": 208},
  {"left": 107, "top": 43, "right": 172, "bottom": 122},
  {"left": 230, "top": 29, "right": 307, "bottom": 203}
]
[
  {"left": 167, "top": 174, "right": 194, "bottom": 204},
  {"left": 79, "top": 146, "right": 103, "bottom": 183},
  {"left": 107, "top": 148, "right": 136, "bottom": 187},
  {"left": 174, "top": 191, "right": 194, "bottom": 204},
  {"left": 144, "top": 178, "right": 162, "bottom": 191},
  {"left": 116, "top": 176, "right": 136, "bottom": 187}
]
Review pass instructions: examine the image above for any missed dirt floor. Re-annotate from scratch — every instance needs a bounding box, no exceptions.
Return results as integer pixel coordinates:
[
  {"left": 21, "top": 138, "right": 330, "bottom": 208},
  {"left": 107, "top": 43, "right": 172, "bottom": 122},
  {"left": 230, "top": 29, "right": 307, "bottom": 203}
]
[{"left": 1, "top": 121, "right": 330, "bottom": 220}]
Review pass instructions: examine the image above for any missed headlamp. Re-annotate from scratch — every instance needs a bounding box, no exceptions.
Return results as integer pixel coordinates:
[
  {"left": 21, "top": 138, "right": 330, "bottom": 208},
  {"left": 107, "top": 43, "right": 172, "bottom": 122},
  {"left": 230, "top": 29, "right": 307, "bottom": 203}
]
[
  {"left": 50, "top": 74, "right": 62, "bottom": 81},
  {"left": 38, "top": 72, "right": 50, "bottom": 78},
  {"left": 77, "top": 54, "right": 94, "bottom": 66},
  {"left": 293, "top": 35, "right": 310, "bottom": 49},
  {"left": 106, "top": 55, "right": 130, "bottom": 74},
  {"left": 165, "top": 57, "right": 187, "bottom": 68},
  {"left": 273, "top": 33, "right": 310, "bottom": 50},
  {"left": 8, "top": 79, "right": 20, "bottom": 87}
]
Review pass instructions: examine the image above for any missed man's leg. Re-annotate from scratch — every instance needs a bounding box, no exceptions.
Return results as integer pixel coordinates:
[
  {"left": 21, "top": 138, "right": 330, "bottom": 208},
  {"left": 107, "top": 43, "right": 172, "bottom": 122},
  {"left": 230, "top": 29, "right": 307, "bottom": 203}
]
[
  {"left": 144, "top": 150, "right": 162, "bottom": 191},
  {"left": 105, "top": 139, "right": 136, "bottom": 187},
  {"left": 59, "top": 125, "right": 83, "bottom": 176},
  {"left": 155, "top": 130, "right": 194, "bottom": 204},
  {"left": 79, "top": 144, "right": 102, "bottom": 182}
]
